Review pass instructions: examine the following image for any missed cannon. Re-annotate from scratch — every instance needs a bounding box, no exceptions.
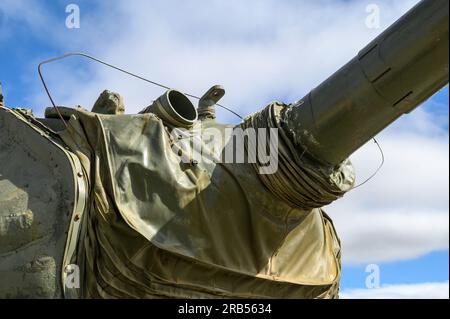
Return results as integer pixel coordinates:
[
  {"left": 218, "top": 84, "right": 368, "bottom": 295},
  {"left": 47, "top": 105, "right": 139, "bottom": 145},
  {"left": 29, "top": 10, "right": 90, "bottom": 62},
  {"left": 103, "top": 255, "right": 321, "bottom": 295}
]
[{"left": 0, "top": 0, "right": 448, "bottom": 298}]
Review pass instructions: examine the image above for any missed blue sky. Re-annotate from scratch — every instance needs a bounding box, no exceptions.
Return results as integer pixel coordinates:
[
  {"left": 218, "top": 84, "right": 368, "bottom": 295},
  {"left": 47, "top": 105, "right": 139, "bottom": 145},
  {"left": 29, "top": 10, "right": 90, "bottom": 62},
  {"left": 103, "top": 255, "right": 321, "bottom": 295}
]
[
  {"left": 342, "top": 251, "right": 449, "bottom": 288},
  {"left": 0, "top": 0, "right": 448, "bottom": 298}
]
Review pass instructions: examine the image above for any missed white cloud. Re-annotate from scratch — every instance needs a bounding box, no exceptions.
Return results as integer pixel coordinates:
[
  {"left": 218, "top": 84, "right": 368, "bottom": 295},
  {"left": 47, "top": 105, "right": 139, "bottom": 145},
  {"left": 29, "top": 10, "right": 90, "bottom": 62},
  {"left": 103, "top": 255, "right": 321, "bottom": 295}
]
[
  {"left": 23, "top": 0, "right": 420, "bottom": 119},
  {"left": 328, "top": 101, "right": 449, "bottom": 264},
  {"left": 332, "top": 209, "right": 449, "bottom": 264},
  {"left": 341, "top": 281, "right": 449, "bottom": 299},
  {"left": 0, "top": 0, "right": 55, "bottom": 40}
]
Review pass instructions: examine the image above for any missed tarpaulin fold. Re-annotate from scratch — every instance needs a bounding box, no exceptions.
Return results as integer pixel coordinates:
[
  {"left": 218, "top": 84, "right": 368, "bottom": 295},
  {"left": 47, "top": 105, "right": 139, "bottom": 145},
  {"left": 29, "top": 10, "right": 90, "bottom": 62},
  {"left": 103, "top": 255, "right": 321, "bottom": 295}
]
[{"left": 61, "top": 102, "right": 354, "bottom": 299}]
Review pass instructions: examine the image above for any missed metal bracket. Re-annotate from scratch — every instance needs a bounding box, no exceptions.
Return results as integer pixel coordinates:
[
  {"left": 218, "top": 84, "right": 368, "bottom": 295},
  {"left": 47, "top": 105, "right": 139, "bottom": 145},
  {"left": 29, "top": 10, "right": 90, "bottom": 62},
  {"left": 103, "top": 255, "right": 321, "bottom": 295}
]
[{"left": 198, "top": 85, "right": 225, "bottom": 119}]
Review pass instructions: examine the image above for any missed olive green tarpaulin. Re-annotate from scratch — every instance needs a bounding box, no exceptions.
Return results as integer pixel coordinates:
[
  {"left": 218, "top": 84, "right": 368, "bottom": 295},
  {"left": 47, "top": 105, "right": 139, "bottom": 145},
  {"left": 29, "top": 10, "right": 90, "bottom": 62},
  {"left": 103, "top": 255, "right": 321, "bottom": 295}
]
[{"left": 61, "top": 102, "right": 355, "bottom": 299}]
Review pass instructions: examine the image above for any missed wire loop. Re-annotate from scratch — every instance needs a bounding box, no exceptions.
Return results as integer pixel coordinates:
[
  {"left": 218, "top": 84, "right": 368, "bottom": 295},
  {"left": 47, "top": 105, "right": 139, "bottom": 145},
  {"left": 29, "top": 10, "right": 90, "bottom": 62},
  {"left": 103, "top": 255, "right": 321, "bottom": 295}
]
[{"left": 37, "top": 52, "right": 243, "bottom": 128}]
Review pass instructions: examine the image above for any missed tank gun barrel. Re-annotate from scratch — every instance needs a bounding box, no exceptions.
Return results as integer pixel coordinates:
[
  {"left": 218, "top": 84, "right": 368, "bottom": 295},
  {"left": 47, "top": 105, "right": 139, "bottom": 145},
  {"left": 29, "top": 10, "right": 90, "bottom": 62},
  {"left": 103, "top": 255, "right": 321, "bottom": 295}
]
[{"left": 282, "top": 0, "right": 449, "bottom": 166}]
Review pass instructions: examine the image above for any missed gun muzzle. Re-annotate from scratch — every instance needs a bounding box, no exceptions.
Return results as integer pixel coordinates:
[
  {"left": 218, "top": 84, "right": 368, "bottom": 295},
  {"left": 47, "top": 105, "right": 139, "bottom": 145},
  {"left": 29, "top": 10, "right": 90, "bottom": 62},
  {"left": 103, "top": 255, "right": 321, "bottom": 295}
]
[{"left": 141, "top": 89, "right": 198, "bottom": 128}]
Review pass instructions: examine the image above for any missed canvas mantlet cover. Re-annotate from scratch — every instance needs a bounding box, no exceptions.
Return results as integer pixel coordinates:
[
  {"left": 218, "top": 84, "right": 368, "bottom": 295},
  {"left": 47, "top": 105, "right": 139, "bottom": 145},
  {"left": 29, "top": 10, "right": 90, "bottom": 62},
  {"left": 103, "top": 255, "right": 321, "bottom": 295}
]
[
  {"left": 58, "top": 100, "right": 355, "bottom": 299},
  {"left": 2, "top": 0, "right": 448, "bottom": 299}
]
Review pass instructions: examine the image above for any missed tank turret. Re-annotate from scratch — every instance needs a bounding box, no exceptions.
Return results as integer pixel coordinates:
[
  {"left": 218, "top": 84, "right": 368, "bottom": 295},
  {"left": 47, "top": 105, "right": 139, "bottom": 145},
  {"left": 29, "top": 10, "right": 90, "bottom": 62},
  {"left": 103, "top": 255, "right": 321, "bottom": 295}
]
[{"left": 0, "top": 0, "right": 448, "bottom": 299}]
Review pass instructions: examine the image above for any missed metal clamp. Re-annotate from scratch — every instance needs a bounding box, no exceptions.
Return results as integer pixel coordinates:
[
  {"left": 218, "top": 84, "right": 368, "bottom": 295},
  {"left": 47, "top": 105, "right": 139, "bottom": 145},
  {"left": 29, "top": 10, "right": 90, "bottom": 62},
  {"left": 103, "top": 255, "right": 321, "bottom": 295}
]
[{"left": 198, "top": 85, "right": 225, "bottom": 120}]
